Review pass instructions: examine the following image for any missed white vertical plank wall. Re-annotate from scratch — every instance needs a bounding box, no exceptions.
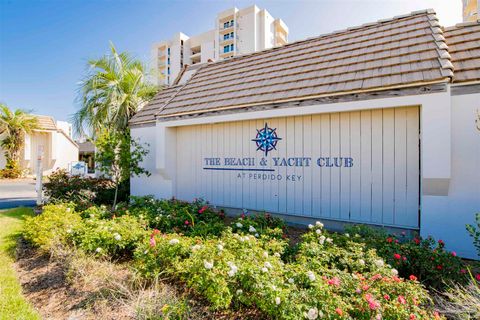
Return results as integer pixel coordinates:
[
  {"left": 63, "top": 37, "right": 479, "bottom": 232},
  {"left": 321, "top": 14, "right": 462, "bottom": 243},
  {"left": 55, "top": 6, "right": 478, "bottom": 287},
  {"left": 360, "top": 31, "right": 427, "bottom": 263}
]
[{"left": 175, "top": 106, "right": 420, "bottom": 229}]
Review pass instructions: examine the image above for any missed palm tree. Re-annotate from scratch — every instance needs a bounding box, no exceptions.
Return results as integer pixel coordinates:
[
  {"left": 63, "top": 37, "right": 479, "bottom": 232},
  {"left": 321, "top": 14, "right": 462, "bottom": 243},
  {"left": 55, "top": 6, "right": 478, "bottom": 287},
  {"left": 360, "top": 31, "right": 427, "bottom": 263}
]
[
  {"left": 73, "top": 42, "right": 158, "bottom": 136},
  {"left": 0, "top": 104, "right": 38, "bottom": 170}
]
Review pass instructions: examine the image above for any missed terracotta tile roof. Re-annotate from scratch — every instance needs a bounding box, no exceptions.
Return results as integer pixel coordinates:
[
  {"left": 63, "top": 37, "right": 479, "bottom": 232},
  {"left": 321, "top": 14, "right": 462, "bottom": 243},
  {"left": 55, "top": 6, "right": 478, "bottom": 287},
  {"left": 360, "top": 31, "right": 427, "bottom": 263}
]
[
  {"left": 131, "top": 9, "right": 453, "bottom": 123},
  {"left": 34, "top": 115, "right": 57, "bottom": 130},
  {"left": 129, "top": 86, "right": 181, "bottom": 125},
  {"left": 444, "top": 20, "right": 480, "bottom": 83}
]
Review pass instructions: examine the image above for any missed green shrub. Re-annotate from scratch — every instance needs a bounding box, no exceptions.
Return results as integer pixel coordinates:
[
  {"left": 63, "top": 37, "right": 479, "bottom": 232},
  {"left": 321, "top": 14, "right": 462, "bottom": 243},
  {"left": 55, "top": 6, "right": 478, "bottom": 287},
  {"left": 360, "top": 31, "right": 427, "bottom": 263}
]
[
  {"left": 123, "top": 196, "right": 226, "bottom": 237},
  {"left": 71, "top": 214, "right": 147, "bottom": 259},
  {"left": 23, "top": 203, "right": 81, "bottom": 251},
  {"left": 134, "top": 225, "right": 441, "bottom": 319},
  {"left": 345, "top": 225, "right": 467, "bottom": 290},
  {"left": 231, "top": 211, "right": 286, "bottom": 240},
  {"left": 466, "top": 213, "right": 480, "bottom": 256},
  {"left": 44, "top": 169, "right": 127, "bottom": 209}
]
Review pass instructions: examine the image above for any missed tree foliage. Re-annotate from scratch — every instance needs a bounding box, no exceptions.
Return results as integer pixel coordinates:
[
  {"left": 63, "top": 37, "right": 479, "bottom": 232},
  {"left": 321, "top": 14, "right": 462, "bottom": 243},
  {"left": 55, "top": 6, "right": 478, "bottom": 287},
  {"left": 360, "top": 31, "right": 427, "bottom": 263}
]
[
  {"left": 0, "top": 103, "right": 38, "bottom": 178},
  {"left": 73, "top": 42, "right": 158, "bottom": 136}
]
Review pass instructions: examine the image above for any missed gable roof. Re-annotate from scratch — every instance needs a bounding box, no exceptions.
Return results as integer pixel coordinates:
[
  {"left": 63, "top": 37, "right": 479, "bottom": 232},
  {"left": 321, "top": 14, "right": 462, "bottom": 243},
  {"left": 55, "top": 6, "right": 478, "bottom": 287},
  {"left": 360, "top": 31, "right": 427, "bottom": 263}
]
[
  {"left": 131, "top": 9, "right": 453, "bottom": 124},
  {"left": 129, "top": 86, "right": 181, "bottom": 125},
  {"left": 34, "top": 115, "right": 57, "bottom": 130},
  {"left": 444, "top": 20, "right": 480, "bottom": 83}
]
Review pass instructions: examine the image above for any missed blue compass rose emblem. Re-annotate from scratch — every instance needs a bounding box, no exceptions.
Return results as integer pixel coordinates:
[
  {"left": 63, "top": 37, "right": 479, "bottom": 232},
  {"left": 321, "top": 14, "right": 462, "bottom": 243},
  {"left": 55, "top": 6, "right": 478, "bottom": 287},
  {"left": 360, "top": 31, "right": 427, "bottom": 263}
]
[{"left": 252, "top": 122, "right": 282, "bottom": 156}]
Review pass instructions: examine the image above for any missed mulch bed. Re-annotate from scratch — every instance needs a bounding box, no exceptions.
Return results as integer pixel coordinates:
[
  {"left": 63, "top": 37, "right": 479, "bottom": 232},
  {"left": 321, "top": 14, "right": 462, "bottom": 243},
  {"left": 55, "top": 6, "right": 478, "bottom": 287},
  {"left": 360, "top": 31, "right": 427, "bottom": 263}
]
[{"left": 14, "top": 239, "right": 266, "bottom": 319}]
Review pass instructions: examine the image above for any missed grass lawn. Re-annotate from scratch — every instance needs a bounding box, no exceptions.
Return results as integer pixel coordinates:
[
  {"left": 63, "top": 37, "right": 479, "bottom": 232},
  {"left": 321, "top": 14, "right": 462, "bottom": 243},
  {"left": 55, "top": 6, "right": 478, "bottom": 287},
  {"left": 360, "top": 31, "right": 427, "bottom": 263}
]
[{"left": 0, "top": 207, "right": 39, "bottom": 320}]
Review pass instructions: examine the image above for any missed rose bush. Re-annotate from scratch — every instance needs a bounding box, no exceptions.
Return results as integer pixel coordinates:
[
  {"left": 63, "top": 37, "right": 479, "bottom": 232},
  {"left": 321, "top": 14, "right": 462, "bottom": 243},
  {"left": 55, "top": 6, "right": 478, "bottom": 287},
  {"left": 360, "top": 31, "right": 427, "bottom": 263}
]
[
  {"left": 70, "top": 211, "right": 147, "bottom": 259},
  {"left": 122, "top": 196, "right": 227, "bottom": 237},
  {"left": 345, "top": 225, "right": 468, "bottom": 290},
  {"left": 134, "top": 223, "right": 442, "bottom": 319}
]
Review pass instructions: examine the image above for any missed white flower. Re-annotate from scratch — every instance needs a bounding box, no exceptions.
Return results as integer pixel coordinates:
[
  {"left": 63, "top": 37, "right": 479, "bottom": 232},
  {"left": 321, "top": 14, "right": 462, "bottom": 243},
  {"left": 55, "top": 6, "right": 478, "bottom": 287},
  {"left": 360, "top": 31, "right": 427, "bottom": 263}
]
[
  {"left": 263, "top": 251, "right": 269, "bottom": 258},
  {"left": 319, "top": 235, "right": 326, "bottom": 245},
  {"left": 236, "top": 222, "right": 243, "bottom": 228},
  {"left": 236, "top": 289, "right": 243, "bottom": 295},
  {"left": 255, "top": 233, "right": 259, "bottom": 238},
  {"left": 288, "top": 278, "right": 295, "bottom": 284},
  {"left": 275, "top": 297, "right": 281, "bottom": 305},
  {"left": 355, "top": 233, "right": 360, "bottom": 238},
  {"left": 191, "top": 244, "right": 201, "bottom": 251},
  {"left": 204, "top": 260, "right": 213, "bottom": 270},
  {"left": 217, "top": 244, "right": 224, "bottom": 251},
  {"left": 66, "top": 229, "right": 72, "bottom": 234},
  {"left": 143, "top": 250, "right": 148, "bottom": 255},
  {"left": 315, "top": 221, "right": 323, "bottom": 228},
  {"left": 358, "top": 259, "right": 365, "bottom": 266},
  {"left": 307, "top": 271, "right": 316, "bottom": 281},
  {"left": 326, "top": 238, "right": 333, "bottom": 243},
  {"left": 305, "top": 307, "right": 319, "bottom": 320},
  {"left": 66, "top": 208, "right": 71, "bottom": 212},
  {"left": 274, "top": 252, "right": 280, "bottom": 258},
  {"left": 249, "top": 226, "right": 256, "bottom": 233},
  {"left": 315, "top": 229, "right": 321, "bottom": 235},
  {"left": 308, "top": 224, "right": 314, "bottom": 229},
  {"left": 374, "top": 259, "right": 384, "bottom": 268},
  {"left": 264, "top": 261, "right": 272, "bottom": 269},
  {"left": 90, "top": 214, "right": 95, "bottom": 218},
  {"left": 228, "top": 267, "right": 237, "bottom": 277},
  {"left": 345, "top": 233, "right": 350, "bottom": 237},
  {"left": 169, "top": 239, "right": 180, "bottom": 245},
  {"left": 261, "top": 267, "right": 268, "bottom": 273},
  {"left": 113, "top": 233, "right": 122, "bottom": 241},
  {"left": 391, "top": 268, "right": 398, "bottom": 276},
  {"left": 95, "top": 247, "right": 102, "bottom": 253}
]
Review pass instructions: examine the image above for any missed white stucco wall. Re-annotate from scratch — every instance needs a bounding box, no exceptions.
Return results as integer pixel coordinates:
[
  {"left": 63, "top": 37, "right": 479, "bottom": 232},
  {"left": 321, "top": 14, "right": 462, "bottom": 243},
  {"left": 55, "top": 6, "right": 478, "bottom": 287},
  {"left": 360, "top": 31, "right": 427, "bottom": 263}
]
[
  {"left": 131, "top": 124, "right": 173, "bottom": 199},
  {"left": 421, "top": 91, "right": 480, "bottom": 259}
]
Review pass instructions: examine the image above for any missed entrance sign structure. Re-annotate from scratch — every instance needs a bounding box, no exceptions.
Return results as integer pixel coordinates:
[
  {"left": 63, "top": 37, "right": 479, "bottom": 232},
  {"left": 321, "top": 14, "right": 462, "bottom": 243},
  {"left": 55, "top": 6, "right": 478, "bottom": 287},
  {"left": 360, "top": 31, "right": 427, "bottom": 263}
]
[{"left": 129, "top": 11, "right": 480, "bottom": 259}]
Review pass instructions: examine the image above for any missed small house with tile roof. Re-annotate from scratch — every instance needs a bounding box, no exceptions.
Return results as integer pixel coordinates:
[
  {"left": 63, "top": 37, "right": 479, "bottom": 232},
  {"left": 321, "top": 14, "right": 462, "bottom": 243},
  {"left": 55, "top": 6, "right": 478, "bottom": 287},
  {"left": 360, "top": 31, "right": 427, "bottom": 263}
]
[
  {"left": 130, "top": 10, "right": 480, "bottom": 259},
  {"left": 0, "top": 115, "right": 79, "bottom": 175}
]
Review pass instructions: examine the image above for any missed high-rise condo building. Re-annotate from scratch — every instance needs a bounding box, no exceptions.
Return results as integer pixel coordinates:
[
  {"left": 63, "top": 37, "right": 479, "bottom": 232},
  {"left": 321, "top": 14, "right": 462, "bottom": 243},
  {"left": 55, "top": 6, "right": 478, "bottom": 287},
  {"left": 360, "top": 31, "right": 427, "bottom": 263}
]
[{"left": 152, "top": 5, "right": 289, "bottom": 85}]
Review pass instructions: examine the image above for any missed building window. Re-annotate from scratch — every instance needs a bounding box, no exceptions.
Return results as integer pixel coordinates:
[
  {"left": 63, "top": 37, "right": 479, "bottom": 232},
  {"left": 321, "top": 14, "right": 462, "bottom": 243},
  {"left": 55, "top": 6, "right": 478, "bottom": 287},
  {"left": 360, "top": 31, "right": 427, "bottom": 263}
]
[
  {"left": 167, "top": 67, "right": 170, "bottom": 75},
  {"left": 230, "top": 44, "right": 234, "bottom": 51},
  {"left": 223, "top": 34, "right": 229, "bottom": 40},
  {"left": 167, "top": 48, "right": 170, "bottom": 55},
  {"left": 230, "top": 32, "right": 234, "bottom": 38},
  {"left": 223, "top": 22, "right": 228, "bottom": 28},
  {"left": 223, "top": 45, "right": 229, "bottom": 53},
  {"left": 167, "top": 58, "right": 170, "bottom": 64}
]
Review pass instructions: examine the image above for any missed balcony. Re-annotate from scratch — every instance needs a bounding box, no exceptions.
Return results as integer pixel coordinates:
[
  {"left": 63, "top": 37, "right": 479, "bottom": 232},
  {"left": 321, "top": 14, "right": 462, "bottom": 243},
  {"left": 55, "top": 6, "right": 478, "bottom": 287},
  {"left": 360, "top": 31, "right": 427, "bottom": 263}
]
[{"left": 220, "top": 37, "right": 234, "bottom": 45}]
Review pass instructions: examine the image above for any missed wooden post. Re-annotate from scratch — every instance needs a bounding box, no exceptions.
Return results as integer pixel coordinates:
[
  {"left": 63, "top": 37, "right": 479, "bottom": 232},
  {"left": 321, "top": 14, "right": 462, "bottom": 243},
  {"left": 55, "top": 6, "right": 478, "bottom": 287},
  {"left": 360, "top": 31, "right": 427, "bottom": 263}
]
[{"left": 36, "top": 146, "right": 44, "bottom": 206}]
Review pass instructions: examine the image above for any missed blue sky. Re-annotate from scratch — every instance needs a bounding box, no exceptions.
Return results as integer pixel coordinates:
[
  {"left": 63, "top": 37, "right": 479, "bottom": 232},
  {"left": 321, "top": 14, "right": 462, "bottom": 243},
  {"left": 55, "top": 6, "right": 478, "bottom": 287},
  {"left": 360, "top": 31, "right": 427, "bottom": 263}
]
[{"left": 0, "top": 0, "right": 461, "bottom": 124}]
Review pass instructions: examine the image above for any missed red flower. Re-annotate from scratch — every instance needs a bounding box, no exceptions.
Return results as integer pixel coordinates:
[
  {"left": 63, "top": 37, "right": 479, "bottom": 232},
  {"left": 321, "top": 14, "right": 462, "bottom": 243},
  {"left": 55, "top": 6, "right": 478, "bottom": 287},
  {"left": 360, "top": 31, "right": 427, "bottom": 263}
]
[
  {"left": 460, "top": 269, "right": 467, "bottom": 274},
  {"left": 451, "top": 251, "right": 457, "bottom": 257},
  {"left": 476, "top": 274, "right": 480, "bottom": 281},
  {"left": 436, "top": 265, "right": 443, "bottom": 270},
  {"left": 402, "top": 256, "right": 407, "bottom": 261},
  {"left": 413, "top": 238, "right": 420, "bottom": 245},
  {"left": 149, "top": 236, "right": 156, "bottom": 247},
  {"left": 438, "top": 239, "right": 445, "bottom": 246},
  {"left": 398, "top": 295, "right": 406, "bottom": 304},
  {"left": 184, "top": 220, "right": 189, "bottom": 225},
  {"left": 362, "top": 285, "right": 370, "bottom": 291},
  {"left": 335, "top": 308, "right": 343, "bottom": 316},
  {"left": 240, "top": 213, "right": 245, "bottom": 218},
  {"left": 198, "top": 205, "right": 207, "bottom": 214},
  {"left": 409, "top": 275, "right": 417, "bottom": 281},
  {"left": 383, "top": 294, "right": 390, "bottom": 300},
  {"left": 152, "top": 229, "right": 160, "bottom": 235},
  {"left": 395, "top": 239, "right": 399, "bottom": 244},
  {"left": 386, "top": 237, "right": 393, "bottom": 243},
  {"left": 410, "top": 314, "right": 416, "bottom": 320},
  {"left": 393, "top": 253, "right": 401, "bottom": 260},
  {"left": 328, "top": 277, "right": 341, "bottom": 286}
]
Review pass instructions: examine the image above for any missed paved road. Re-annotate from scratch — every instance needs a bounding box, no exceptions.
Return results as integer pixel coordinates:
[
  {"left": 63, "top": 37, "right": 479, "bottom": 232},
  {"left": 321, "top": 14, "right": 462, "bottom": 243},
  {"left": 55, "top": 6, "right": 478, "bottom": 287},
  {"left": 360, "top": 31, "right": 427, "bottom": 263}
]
[{"left": 0, "top": 179, "right": 37, "bottom": 209}]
